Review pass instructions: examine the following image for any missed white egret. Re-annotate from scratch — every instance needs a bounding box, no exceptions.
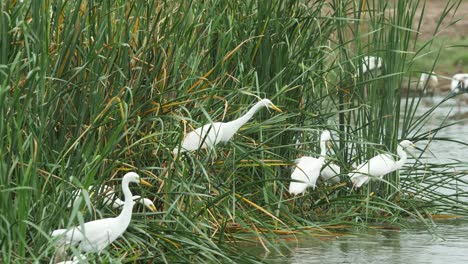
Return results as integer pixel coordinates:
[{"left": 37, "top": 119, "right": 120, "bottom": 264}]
[
  {"left": 356, "top": 56, "right": 383, "bottom": 100},
  {"left": 419, "top": 72, "right": 438, "bottom": 97},
  {"left": 451, "top": 73, "right": 468, "bottom": 93},
  {"left": 349, "top": 140, "right": 415, "bottom": 188},
  {"left": 52, "top": 172, "right": 152, "bottom": 253},
  {"left": 69, "top": 185, "right": 156, "bottom": 212},
  {"left": 173, "top": 98, "right": 282, "bottom": 154},
  {"left": 450, "top": 73, "right": 468, "bottom": 114},
  {"left": 288, "top": 130, "right": 332, "bottom": 195},
  {"left": 360, "top": 56, "right": 382, "bottom": 76}
]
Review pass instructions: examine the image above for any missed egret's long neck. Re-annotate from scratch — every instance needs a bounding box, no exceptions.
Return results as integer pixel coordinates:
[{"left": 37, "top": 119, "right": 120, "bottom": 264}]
[
  {"left": 227, "top": 101, "right": 264, "bottom": 131},
  {"left": 116, "top": 179, "right": 134, "bottom": 225},
  {"left": 318, "top": 139, "right": 327, "bottom": 161},
  {"left": 395, "top": 145, "right": 407, "bottom": 169}
]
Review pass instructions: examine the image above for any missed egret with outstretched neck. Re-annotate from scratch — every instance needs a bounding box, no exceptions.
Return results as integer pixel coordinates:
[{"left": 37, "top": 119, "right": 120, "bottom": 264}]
[
  {"left": 173, "top": 98, "right": 282, "bottom": 154},
  {"left": 52, "top": 172, "right": 152, "bottom": 253},
  {"left": 349, "top": 140, "right": 415, "bottom": 188}
]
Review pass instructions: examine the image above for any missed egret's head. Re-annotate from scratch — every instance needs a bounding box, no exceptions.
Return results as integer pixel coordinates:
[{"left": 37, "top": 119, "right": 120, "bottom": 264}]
[
  {"left": 132, "top": 196, "right": 157, "bottom": 212},
  {"left": 399, "top": 140, "right": 415, "bottom": 149},
  {"left": 260, "top": 99, "right": 282, "bottom": 112},
  {"left": 320, "top": 130, "right": 332, "bottom": 142},
  {"left": 123, "top": 172, "right": 152, "bottom": 187},
  {"left": 142, "top": 198, "right": 157, "bottom": 212}
]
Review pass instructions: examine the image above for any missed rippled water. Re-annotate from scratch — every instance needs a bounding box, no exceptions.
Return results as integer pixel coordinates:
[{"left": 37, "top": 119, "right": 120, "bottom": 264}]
[
  {"left": 415, "top": 95, "right": 468, "bottom": 163},
  {"left": 254, "top": 221, "right": 468, "bottom": 263}
]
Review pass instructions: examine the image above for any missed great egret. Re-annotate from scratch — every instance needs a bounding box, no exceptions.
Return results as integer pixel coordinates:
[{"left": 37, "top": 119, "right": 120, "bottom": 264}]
[
  {"left": 356, "top": 56, "right": 383, "bottom": 100},
  {"left": 288, "top": 130, "right": 332, "bottom": 195},
  {"left": 360, "top": 56, "right": 382, "bottom": 76},
  {"left": 173, "top": 98, "right": 282, "bottom": 154},
  {"left": 450, "top": 73, "right": 468, "bottom": 114},
  {"left": 349, "top": 140, "right": 415, "bottom": 188},
  {"left": 451, "top": 73, "right": 468, "bottom": 93},
  {"left": 51, "top": 172, "right": 152, "bottom": 253},
  {"left": 419, "top": 72, "right": 438, "bottom": 97},
  {"left": 69, "top": 185, "right": 156, "bottom": 212}
]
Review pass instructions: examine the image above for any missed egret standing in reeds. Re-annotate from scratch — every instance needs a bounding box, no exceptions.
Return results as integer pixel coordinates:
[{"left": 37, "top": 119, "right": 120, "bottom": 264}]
[
  {"left": 289, "top": 130, "right": 333, "bottom": 195},
  {"left": 318, "top": 162, "right": 341, "bottom": 184},
  {"left": 173, "top": 98, "right": 282, "bottom": 154},
  {"left": 69, "top": 185, "right": 157, "bottom": 212},
  {"left": 360, "top": 56, "right": 382, "bottom": 76},
  {"left": 349, "top": 140, "right": 415, "bottom": 188},
  {"left": 357, "top": 56, "right": 383, "bottom": 100},
  {"left": 52, "top": 172, "right": 152, "bottom": 254}
]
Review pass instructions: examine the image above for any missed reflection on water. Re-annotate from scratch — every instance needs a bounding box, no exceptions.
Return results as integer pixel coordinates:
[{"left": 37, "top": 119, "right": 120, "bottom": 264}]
[{"left": 257, "top": 221, "right": 468, "bottom": 263}]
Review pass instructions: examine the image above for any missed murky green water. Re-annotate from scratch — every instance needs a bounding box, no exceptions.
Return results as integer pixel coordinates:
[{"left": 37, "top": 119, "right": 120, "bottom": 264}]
[{"left": 247, "top": 221, "right": 468, "bottom": 263}]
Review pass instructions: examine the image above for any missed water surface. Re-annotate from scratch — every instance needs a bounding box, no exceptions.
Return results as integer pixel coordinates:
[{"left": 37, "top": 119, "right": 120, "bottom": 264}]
[{"left": 255, "top": 221, "right": 468, "bottom": 263}]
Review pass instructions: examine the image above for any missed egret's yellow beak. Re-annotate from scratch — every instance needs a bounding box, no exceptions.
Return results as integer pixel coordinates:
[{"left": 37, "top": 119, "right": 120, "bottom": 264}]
[
  {"left": 148, "top": 204, "right": 157, "bottom": 212},
  {"left": 327, "top": 142, "right": 334, "bottom": 149},
  {"left": 270, "top": 104, "right": 282, "bottom": 113},
  {"left": 140, "top": 179, "right": 152, "bottom": 187}
]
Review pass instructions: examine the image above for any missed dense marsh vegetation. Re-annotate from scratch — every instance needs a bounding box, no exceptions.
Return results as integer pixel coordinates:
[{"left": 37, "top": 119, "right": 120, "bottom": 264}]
[{"left": 1, "top": 0, "right": 467, "bottom": 262}]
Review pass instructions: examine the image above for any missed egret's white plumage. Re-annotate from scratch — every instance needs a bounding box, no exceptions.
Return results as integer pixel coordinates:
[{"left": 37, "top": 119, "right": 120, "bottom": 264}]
[
  {"left": 349, "top": 140, "right": 414, "bottom": 188},
  {"left": 319, "top": 162, "right": 341, "bottom": 183},
  {"left": 361, "top": 56, "right": 382, "bottom": 75},
  {"left": 69, "top": 185, "right": 156, "bottom": 212},
  {"left": 419, "top": 72, "right": 438, "bottom": 96},
  {"left": 52, "top": 172, "right": 152, "bottom": 253},
  {"left": 451, "top": 73, "right": 468, "bottom": 93},
  {"left": 173, "top": 98, "right": 282, "bottom": 154},
  {"left": 288, "top": 130, "right": 332, "bottom": 195}
]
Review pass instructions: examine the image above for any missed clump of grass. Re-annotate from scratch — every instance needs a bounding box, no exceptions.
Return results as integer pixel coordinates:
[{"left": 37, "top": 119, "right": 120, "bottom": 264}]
[{"left": 1, "top": 0, "right": 467, "bottom": 262}]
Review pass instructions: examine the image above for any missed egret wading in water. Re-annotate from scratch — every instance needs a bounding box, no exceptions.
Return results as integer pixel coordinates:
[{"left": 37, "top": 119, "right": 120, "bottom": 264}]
[
  {"left": 173, "top": 98, "right": 282, "bottom": 154},
  {"left": 69, "top": 185, "right": 157, "bottom": 212},
  {"left": 451, "top": 73, "right": 468, "bottom": 94},
  {"left": 288, "top": 130, "right": 333, "bottom": 195},
  {"left": 349, "top": 140, "right": 415, "bottom": 188},
  {"left": 450, "top": 73, "right": 468, "bottom": 113},
  {"left": 51, "top": 172, "right": 152, "bottom": 254},
  {"left": 419, "top": 72, "right": 438, "bottom": 97}
]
